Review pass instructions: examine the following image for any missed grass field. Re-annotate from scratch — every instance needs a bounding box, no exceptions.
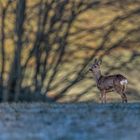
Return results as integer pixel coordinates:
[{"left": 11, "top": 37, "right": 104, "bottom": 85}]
[{"left": 0, "top": 102, "right": 140, "bottom": 140}]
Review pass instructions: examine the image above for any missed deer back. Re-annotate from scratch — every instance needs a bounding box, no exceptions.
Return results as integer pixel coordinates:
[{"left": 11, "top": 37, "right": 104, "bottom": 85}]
[{"left": 97, "top": 74, "right": 127, "bottom": 91}]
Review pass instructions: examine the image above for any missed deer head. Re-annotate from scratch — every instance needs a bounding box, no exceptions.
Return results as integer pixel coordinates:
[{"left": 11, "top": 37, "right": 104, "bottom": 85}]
[{"left": 89, "top": 59, "right": 102, "bottom": 73}]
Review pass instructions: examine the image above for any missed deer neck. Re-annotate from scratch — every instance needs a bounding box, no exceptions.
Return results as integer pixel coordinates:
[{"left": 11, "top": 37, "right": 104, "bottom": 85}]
[{"left": 93, "top": 70, "right": 102, "bottom": 83}]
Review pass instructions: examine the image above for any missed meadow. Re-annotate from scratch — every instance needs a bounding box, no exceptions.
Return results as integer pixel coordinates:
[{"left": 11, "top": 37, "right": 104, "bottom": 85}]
[
  {"left": 0, "top": 1, "right": 140, "bottom": 140},
  {"left": 0, "top": 102, "right": 139, "bottom": 140}
]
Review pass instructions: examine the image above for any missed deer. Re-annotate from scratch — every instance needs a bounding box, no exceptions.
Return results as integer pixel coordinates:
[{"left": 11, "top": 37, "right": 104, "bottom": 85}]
[{"left": 89, "top": 59, "right": 128, "bottom": 103}]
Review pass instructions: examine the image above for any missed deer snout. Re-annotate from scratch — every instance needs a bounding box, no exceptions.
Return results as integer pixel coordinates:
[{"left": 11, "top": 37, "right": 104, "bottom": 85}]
[{"left": 89, "top": 68, "right": 92, "bottom": 71}]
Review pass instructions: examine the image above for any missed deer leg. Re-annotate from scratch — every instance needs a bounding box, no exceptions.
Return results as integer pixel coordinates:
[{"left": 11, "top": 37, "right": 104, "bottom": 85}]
[
  {"left": 100, "top": 91, "right": 104, "bottom": 103},
  {"left": 117, "top": 91, "right": 127, "bottom": 103},
  {"left": 121, "top": 93, "right": 127, "bottom": 103},
  {"left": 115, "top": 86, "right": 127, "bottom": 103},
  {"left": 103, "top": 92, "right": 107, "bottom": 103},
  {"left": 100, "top": 90, "right": 106, "bottom": 103}
]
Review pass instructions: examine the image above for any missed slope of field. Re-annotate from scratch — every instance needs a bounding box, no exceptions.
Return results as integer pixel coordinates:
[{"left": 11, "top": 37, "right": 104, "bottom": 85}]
[{"left": 0, "top": 102, "right": 140, "bottom": 140}]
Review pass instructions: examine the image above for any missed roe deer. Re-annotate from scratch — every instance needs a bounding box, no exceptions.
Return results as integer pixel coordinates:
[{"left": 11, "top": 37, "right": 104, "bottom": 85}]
[{"left": 89, "top": 59, "right": 128, "bottom": 103}]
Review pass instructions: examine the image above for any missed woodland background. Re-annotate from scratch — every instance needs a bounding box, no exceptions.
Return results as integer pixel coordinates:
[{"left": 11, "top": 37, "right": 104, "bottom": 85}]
[{"left": 0, "top": 0, "right": 140, "bottom": 102}]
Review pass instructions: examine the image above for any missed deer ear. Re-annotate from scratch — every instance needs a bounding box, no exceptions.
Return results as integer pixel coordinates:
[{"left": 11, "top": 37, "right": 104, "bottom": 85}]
[
  {"left": 94, "top": 58, "right": 98, "bottom": 64},
  {"left": 98, "top": 59, "right": 102, "bottom": 65}
]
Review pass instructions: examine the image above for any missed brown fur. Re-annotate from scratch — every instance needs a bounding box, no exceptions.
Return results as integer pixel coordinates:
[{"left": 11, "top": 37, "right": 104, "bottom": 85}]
[{"left": 90, "top": 59, "right": 128, "bottom": 103}]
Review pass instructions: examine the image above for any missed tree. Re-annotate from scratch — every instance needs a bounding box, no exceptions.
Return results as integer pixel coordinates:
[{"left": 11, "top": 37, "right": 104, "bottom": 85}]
[{"left": 0, "top": 0, "right": 140, "bottom": 102}]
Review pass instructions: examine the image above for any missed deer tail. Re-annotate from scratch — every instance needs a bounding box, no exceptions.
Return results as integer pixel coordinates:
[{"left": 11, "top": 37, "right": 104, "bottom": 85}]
[
  {"left": 120, "top": 79, "right": 128, "bottom": 85},
  {"left": 120, "top": 79, "right": 128, "bottom": 92}
]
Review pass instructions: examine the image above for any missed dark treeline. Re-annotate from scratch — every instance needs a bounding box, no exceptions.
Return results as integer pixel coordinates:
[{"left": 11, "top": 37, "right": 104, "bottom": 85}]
[{"left": 0, "top": 0, "right": 140, "bottom": 102}]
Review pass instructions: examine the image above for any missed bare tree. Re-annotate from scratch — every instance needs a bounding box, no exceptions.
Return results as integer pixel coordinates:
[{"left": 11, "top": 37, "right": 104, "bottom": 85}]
[
  {"left": 3, "top": 0, "right": 26, "bottom": 101},
  {"left": 0, "top": 0, "right": 140, "bottom": 102}
]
